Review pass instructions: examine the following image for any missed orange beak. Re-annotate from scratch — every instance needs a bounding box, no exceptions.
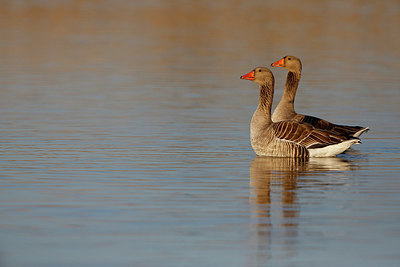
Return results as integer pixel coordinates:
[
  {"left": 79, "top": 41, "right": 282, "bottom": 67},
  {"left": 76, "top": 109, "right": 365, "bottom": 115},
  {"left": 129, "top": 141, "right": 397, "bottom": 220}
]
[
  {"left": 271, "top": 58, "right": 285, "bottom": 67},
  {"left": 240, "top": 70, "right": 255, "bottom": 80}
]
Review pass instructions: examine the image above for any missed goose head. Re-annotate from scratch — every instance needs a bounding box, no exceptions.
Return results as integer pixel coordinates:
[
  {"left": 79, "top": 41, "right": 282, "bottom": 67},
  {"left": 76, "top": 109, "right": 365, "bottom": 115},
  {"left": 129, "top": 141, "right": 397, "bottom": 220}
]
[
  {"left": 271, "top": 56, "right": 302, "bottom": 72},
  {"left": 240, "top": 67, "right": 274, "bottom": 85}
]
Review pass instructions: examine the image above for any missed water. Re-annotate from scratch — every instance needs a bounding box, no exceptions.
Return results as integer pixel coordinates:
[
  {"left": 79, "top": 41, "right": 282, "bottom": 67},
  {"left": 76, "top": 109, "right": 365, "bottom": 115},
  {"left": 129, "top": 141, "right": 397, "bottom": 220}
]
[{"left": 1, "top": 1, "right": 400, "bottom": 266}]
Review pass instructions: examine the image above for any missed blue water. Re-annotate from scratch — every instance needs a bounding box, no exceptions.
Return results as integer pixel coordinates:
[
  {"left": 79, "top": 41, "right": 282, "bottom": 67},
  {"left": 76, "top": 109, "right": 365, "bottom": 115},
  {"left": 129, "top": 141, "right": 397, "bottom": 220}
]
[{"left": 1, "top": 1, "right": 400, "bottom": 266}]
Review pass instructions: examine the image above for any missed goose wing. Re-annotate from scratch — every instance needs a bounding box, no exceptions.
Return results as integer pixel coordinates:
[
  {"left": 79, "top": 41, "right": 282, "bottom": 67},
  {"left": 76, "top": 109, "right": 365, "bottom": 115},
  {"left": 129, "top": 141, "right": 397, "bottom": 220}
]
[
  {"left": 295, "top": 114, "right": 368, "bottom": 137},
  {"left": 272, "top": 120, "right": 350, "bottom": 149}
]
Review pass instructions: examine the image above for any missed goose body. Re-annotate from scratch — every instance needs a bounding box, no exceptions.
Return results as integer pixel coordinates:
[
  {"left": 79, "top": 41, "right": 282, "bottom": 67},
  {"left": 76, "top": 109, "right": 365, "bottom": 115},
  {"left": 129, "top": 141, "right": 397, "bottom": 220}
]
[
  {"left": 271, "top": 56, "right": 369, "bottom": 138},
  {"left": 241, "top": 67, "right": 360, "bottom": 158}
]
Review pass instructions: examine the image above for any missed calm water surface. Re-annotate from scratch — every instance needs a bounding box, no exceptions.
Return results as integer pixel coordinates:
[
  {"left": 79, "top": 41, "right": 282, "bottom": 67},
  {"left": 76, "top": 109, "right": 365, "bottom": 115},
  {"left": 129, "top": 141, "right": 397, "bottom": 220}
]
[{"left": 1, "top": 1, "right": 400, "bottom": 266}]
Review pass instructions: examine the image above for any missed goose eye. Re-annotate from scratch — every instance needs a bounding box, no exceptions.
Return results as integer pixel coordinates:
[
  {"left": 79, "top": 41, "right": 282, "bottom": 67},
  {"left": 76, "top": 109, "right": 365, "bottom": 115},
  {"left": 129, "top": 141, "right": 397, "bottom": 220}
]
[
  {"left": 288, "top": 57, "right": 291, "bottom": 60},
  {"left": 258, "top": 69, "right": 262, "bottom": 72}
]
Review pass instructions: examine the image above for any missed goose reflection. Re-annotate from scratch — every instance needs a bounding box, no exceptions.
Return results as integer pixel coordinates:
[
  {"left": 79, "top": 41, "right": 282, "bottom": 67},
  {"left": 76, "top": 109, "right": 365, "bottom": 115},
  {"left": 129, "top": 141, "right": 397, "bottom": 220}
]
[{"left": 248, "top": 156, "right": 353, "bottom": 264}]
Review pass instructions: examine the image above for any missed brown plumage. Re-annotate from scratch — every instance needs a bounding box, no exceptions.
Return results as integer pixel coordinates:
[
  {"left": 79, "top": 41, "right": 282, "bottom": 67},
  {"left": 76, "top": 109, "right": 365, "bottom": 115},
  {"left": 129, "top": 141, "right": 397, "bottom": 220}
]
[
  {"left": 294, "top": 114, "right": 366, "bottom": 137},
  {"left": 272, "top": 120, "right": 348, "bottom": 149},
  {"left": 240, "top": 67, "right": 360, "bottom": 158},
  {"left": 271, "top": 56, "right": 369, "bottom": 138}
]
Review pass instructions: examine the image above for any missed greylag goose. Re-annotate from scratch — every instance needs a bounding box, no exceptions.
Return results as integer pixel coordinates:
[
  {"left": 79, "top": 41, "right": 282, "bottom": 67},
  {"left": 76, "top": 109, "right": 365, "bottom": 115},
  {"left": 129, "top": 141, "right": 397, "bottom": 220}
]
[
  {"left": 240, "top": 67, "right": 360, "bottom": 158},
  {"left": 271, "top": 56, "right": 369, "bottom": 137}
]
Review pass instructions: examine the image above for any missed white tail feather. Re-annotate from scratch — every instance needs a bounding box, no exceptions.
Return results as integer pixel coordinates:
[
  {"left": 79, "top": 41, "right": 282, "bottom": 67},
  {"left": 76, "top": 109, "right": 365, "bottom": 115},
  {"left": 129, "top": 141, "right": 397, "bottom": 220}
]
[
  {"left": 308, "top": 139, "right": 360, "bottom": 158},
  {"left": 353, "top": 127, "right": 370, "bottom": 138}
]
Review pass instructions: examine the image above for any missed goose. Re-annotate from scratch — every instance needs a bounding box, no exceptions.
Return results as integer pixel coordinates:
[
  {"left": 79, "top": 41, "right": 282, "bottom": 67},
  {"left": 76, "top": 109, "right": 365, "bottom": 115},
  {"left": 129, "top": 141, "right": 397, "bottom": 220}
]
[
  {"left": 240, "top": 67, "right": 360, "bottom": 158},
  {"left": 271, "top": 56, "right": 369, "bottom": 137}
]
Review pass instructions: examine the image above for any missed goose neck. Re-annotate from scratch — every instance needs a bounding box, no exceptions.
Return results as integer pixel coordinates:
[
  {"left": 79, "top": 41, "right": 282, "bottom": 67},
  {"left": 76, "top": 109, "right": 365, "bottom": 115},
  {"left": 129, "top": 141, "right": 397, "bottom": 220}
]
[
  {"left": 258, "top": 81, "right": 274, "bottom": 123},
  {"left": 282, "top": 71, "right": 301, "bottom": 104}
]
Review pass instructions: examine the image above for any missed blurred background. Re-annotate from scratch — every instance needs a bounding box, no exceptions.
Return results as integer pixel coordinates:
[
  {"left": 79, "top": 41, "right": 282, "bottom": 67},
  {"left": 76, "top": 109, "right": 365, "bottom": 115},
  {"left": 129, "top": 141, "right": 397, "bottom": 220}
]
[{"left": 1, "top": 1, "right": 399, "bottom": 266}]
